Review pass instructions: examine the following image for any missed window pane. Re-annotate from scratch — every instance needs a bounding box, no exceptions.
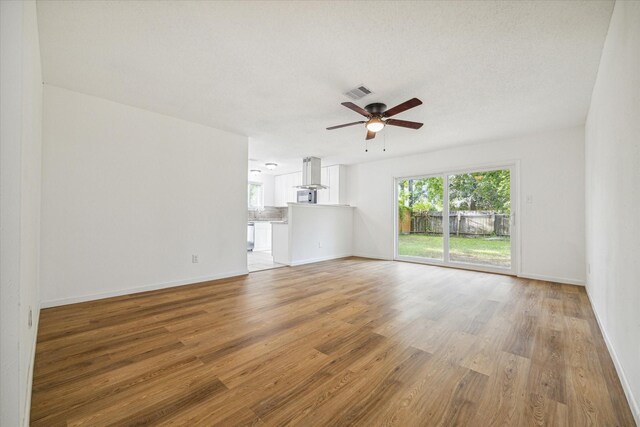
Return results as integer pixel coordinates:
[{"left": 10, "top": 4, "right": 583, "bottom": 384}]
[
  {"left": 448, "top": 170, "right": 511, "bottom": 268},
  {"left": 248, "top": 183, "right": 263, "bottom": 209},
  {"left": 397, "top": 177, "right": 444, "bottom": 260}
]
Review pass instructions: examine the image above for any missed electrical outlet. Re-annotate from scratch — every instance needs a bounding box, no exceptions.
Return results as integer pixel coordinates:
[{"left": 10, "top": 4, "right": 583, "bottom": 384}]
[
  {"left": 526, "top": 195, "right": 533, "bottom": 204},
  {"left": 318, "top": 242, "right": 322, "bottom": 248},
  {"left": 28, "top": 307, "right": 33, "bottom": 328},
  {"left": 192, "top": 254, "right": 199, "bottom": 263}
]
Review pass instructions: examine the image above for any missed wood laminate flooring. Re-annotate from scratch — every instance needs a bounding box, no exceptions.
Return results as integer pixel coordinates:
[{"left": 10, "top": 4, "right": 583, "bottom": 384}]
[{"left": 31, "top": 258, "right": 636, "bottom": 426}]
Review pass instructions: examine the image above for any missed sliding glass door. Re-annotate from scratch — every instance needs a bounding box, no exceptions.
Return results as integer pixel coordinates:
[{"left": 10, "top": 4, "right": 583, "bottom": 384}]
[{"left": 395, "top": 165, "right": 515, "bottom": 274}]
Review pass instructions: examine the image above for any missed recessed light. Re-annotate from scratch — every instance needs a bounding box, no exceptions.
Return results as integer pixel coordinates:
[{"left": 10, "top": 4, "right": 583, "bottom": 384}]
[
  {"left": 265, "top": 163, "right": 278, "bottom": 170},
  {"left": 250, "top": 169, "right": 261, "bottom": 174}
]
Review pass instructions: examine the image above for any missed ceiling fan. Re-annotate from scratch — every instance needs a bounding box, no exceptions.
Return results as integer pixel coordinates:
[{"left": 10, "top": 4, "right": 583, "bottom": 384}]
[{"left": 327, "top": 98, "right": 423, "bottom": 140}]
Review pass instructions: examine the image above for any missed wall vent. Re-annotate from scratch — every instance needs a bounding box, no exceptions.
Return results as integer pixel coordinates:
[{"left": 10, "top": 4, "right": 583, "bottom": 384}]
[{"left": 344, "top": 85, "right": 373, "bottom": 101}]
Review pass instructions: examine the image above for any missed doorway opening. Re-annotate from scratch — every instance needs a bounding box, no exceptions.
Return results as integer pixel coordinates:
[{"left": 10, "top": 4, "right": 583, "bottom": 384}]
[{"left": 247, "top": 180, "right": 286, "bottom": 272}]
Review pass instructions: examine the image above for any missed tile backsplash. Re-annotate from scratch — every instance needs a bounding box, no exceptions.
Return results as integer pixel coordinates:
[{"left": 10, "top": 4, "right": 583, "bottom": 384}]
[{"left": 248, "top": 206, "right": 287, "bottom": 222}]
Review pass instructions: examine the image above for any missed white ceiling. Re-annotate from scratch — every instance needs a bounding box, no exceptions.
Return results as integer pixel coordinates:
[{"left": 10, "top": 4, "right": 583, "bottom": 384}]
[{"left": 37, "top": 1, "right": 613, "bottom": 174}]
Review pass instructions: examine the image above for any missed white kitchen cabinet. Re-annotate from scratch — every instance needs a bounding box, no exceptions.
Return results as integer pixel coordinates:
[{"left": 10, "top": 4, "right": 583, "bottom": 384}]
[
  {"left": 327, "top": 165, "right": 340, "bottom": 204},
  {"left": 253, "top": 222, "right": 272, "bottom": 251},
  {"left": 317, "top": 165, "right": 346, "bottom": 205},
  {"left": 274, "top": 171, "right": 302, "bottom": 206},
  {"left": 289, "top": 172, "right": 302, "bottom": 203},
  {"left": 274, "top": 175, "right": 285, "bottom": 207},
  {"left": 317, "top": 167, "right": 329, "bottom": 204}
]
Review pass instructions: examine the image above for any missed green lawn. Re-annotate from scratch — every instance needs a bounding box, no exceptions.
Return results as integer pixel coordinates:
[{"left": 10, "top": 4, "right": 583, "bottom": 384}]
[{"left": 398, "top": 234, "right": 511, "bottom": 267}]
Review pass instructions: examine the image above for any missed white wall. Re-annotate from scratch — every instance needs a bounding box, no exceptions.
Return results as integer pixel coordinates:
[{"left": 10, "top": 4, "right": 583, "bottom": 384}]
[
  {"left": 40, "top": 85, "right": 248, "bottom": 306},
  {"left": 585, "top": 1, "right": 640, "bottom": 422},
  {"left": 288, "top": 204, "right": 353, "bottom": 265},
  {"left": 347, "top": 126, "right": 586, "bottom": 285},
  {"left": 0, "top": 1, "right": 43, "bottom": 426}
]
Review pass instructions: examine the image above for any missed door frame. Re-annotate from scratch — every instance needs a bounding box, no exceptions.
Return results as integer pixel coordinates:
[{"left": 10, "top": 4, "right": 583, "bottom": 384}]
[{"left": 393, "top": 161, "right": 520, "bottom": 276}]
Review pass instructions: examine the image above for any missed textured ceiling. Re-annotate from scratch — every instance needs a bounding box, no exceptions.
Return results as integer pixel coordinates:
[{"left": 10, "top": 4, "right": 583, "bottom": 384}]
[{"left": 37, "top": 1, "right": 613, "bottom": 174}]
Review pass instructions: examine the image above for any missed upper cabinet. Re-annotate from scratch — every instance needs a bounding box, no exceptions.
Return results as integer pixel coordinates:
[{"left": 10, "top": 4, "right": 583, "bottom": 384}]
[
  {"left": 317, "top": 167, "right": 330, "bottom": 204},
  {"left": 317, "top": 165, "right": 346, "bottom": 205},
  {"left": 274, "top": 175, "right": 284, "bottom": 207},
  {"left": 290, "top": 172, "right": 302, "bottom": 203},
  {"left": 274, "top": 171, "right": 302, "bottom": 207},
  {"left": 274, "top": 165, "right": 346, "bottom": 207}
]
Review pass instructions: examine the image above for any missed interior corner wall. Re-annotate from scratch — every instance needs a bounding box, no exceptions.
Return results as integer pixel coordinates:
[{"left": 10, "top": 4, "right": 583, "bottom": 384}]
[
  {"left": 40, "top": 85, "right": 249, "bottom": 307},
  {"left": 585, "top": 1, "right": 640, "bottom": 422},
  {"left": 0, "top": 1, "right": 43, "bottom": 426},
  {"left": 346, "top": 126, "right": 586, "bottom": 285}
]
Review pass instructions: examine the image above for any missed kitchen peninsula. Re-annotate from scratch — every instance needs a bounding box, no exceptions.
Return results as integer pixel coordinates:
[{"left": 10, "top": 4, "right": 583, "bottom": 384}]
[{"left": 272, "top": 203, "right": 354, "bottom": 266}]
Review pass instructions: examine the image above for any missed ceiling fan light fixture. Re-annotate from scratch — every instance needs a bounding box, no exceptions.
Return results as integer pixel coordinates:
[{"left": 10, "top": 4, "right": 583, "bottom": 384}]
[
  {"left": 366, "top": 117, "right": 385, "bottom": 133},
  {"left": 327, "top": 98, "right": 423, "bottom": 140},
  {"left": 265, "top": 162, "right": 278, "bottom": 170}
]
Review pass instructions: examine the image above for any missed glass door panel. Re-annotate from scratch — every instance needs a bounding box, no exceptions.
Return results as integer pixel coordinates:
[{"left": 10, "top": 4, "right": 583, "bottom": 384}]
[
  {"left": 448, "top": 169, "right": 511, "bottom": 268},
  {"left": 397, "top": 176, "right": 444, "bottom": 260}
]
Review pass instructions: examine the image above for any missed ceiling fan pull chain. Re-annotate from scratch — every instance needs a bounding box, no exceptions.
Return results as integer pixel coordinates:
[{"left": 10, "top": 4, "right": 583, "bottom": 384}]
[{"left": 384, "top": 131, "right": 386, "bottom": 152}]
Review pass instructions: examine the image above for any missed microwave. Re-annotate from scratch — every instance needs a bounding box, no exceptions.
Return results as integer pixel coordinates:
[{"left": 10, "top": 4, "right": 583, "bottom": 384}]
[{"left": 297, "top": 189, "right": 317, "bottom": 204}]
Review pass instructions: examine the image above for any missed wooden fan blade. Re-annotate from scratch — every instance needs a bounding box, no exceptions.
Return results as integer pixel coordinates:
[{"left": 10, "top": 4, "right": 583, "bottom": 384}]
[
  {"left": 366, "top": 130, "right": 376, "bottom": 140},
  {"left": 326, "top": 121, "right": 365, "bottom": 130},
  {"left": 383, "top": 98, "right": 422, "bottom": 118},
  {"left": 341, "top": 102, "right": 371, "bottom": 117},
  {"left": 386, "top": 119, "right": 423, "bottom": 129}
]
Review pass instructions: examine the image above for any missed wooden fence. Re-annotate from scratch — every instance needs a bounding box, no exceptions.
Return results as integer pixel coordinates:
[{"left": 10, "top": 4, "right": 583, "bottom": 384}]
[{"left": 409, "top": 211, "right": 510, "bottom": 236}]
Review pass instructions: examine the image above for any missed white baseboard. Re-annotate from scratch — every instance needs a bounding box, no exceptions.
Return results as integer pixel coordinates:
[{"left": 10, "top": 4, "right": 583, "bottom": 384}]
[
  {"left": 40, "top": 270, "right": 249, "bottom": 308},
  {"left": 517, "top": 272, "right": 585, "bottom": 286},
  {"left": 585, "top": 285, "right": 640, "bottom": 426},
  {"left": 351, "top": 252, "right": 392, "bottom": 261},
  {"left": 22, "top": 303, "right": 40, "bottom": 427},
  {"left": 289, "top": 254, "right": 353, "bottom": 266}
]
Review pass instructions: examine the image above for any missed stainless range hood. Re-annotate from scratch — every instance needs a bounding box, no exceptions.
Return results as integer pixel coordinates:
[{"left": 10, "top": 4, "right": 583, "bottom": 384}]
[{"left": 297, "top": 157, "right": 328, "bottom": 189}]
